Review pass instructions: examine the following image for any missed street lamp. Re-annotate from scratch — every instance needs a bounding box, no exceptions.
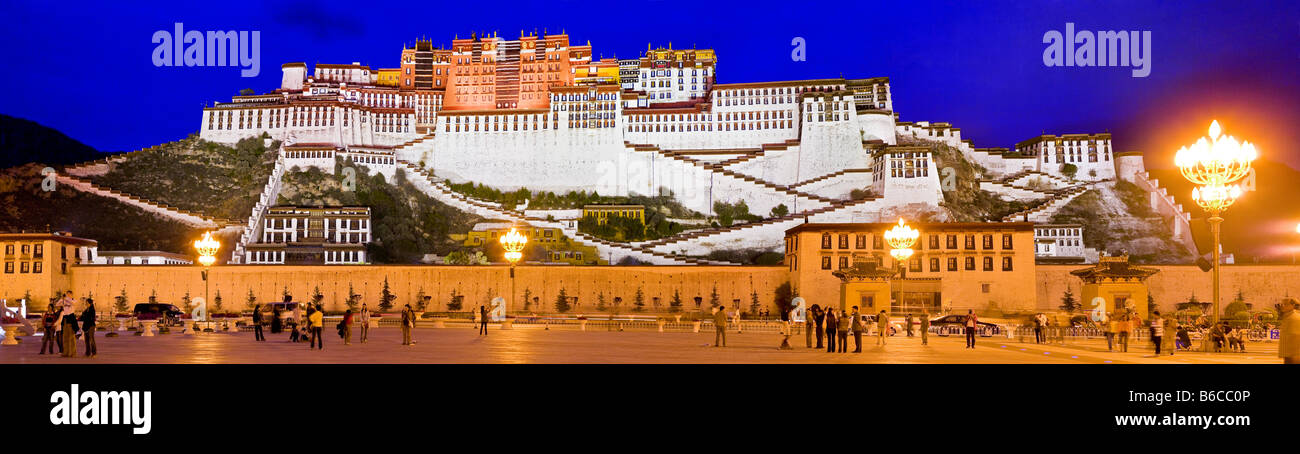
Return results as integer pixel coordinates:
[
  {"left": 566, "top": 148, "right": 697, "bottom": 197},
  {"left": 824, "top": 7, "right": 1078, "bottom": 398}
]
[
  {"left": 499, "top": 227, "right": 528, "bottom": 314},
  {"left": 884, "top": 218, "right": 919, "bottom": 314},
  {"left": 1175, "top": 120, "right": 1256, "bottom": 327},
  {"left": 193, "top": 232, "right": 221, "bottom": 328}
]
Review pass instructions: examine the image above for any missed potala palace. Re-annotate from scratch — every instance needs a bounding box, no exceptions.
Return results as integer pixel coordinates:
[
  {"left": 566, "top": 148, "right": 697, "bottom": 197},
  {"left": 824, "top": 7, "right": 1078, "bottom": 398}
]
[{"left": 182, "top": 31, "right": 1193, "bottom": 266}]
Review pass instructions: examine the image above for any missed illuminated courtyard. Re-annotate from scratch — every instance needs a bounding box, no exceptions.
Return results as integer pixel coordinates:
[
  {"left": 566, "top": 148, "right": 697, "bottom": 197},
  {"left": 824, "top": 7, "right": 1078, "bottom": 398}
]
[{"left": 0, "top": 325, "right": 1279, "bottom": 364}]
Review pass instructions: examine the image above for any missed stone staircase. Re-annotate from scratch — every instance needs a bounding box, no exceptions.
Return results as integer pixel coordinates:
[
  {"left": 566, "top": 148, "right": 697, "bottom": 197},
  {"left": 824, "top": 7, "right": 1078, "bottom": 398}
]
[
  {"left": 55, "top": 173, "right": 241, "bottom": 229},
  {"left": 627, "top": 142, "right": 836, "bottom": 209},
  {"left": 636, "top": 195, "right": 886, "bottom": 255},
  {"left": 1000, "top": 183, "right": 1097, "bottom": 223},
  {"left": 230, "top": 154, "right": 287, "bottom": 263},
  {"left": 788, "top": 168, "right": 872, "bottom": 190}
]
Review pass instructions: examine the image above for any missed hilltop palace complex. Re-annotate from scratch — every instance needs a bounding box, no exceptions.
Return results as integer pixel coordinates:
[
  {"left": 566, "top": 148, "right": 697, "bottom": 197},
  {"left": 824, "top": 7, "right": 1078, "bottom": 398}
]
[{"left": 189, "top": 31, "right": 1192, "bottom": 269}]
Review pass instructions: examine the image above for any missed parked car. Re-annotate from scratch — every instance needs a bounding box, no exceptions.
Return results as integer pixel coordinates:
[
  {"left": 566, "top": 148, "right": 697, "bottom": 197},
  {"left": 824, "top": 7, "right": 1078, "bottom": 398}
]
[
  {"left": 132, "top": 303, "right": 184, "bottom": 326},
  {"left": 929, "top": 314, "right": 1002, "bottom": 336}
]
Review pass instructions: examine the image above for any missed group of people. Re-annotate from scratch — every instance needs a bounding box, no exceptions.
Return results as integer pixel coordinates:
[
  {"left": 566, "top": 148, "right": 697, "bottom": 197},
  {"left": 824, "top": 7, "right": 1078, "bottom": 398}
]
[
  {"left": 38, "top": 291, "right": 96, "bottom": 358},
  {"left": 798, "top": 304, "right": 918, "bottom": 353},
  {"left": 251, "top": 301, "right": 379, "bottom": 348}
]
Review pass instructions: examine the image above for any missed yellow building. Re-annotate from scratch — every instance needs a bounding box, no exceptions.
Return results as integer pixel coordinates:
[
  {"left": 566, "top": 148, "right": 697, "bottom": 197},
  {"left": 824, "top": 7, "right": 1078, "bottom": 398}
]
[
  {"left": 462, "top": 221, "right": 603, "bottom": 265},
  {"left": 582, "top": 205, "right": 645, "bottom": 225},
  {"left": 1, "top": 232, "right": 99, "bottom": 306},
  {"left": 1070, "top": 254, "right": 1159, "bottom": 320},
  {"left": 376, "top": 68, "right": 401, "bottom": 87},
  {"left": 784, "top": 222, "right": 1038, "bottom": 315}
]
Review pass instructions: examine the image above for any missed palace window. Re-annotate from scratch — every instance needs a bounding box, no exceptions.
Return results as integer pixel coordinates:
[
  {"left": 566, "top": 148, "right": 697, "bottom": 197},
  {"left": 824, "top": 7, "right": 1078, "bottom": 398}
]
[
  {"left": 929, "top": 235, "right": 939, "bottom": 250},
  {"left": 855, "top": 234, "right": 866, "bottom": 249},
  {"left": 1002, "top": 234, "right": 1013, "bottom": 250},
  {"left": 964, "top": 235, "right": 975, "bottom": 250},
  {"left": 872, "top": 235, "right": 882, "bottom": 249},
  {"left": 947, "top": 257, "right": 958, "bottom": 271},
  {"left": 839, "top": 256, "right": 849, "bottom": 269},
  {"left": 946, "top": 235, "right": 957, "bottom": 249},
  {"left": 1002, "top": 256, "right": 1014, "bottom": 271},
  {"left": 929, "top": 257, "right": 940, "bottom": 272},
  {"left": 820, "top": 233, "right": 830, "bottom": 249},
  {"left": 909, "top": 258, "right": 921, "bottom": 273},
  {"left": 982, "top": 235, "right": 994, "bottom": 250},
  {"left": 965, "top": 257, "right": 976, "bottom": 270},
  {"left": 821, "top": 256, "right": 832, "bottom": 270},
  {"left": 983, "top": 256, "right": 994, "bottom": 271}
]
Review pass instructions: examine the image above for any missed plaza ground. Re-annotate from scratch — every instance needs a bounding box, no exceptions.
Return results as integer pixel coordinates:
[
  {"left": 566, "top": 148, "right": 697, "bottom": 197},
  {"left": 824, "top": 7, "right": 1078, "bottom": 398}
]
[{"left": 0, "top": 324, "right": 1282, "bottom": 364}]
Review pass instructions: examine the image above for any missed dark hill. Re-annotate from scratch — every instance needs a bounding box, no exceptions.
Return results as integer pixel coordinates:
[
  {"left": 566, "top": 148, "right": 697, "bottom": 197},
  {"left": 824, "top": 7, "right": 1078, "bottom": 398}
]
[{"left": 0, "top": 114, "right": 104, "bottom": 168}]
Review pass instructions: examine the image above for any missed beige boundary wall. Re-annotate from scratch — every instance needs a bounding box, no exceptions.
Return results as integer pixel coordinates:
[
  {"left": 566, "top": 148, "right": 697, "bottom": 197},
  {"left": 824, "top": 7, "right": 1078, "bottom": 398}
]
[
  {"left": 1037, "top": 264, "right": 1300, "bottom": 314},
  {"left": 50, "top": 264, "right": 790, "bottom": 314}
]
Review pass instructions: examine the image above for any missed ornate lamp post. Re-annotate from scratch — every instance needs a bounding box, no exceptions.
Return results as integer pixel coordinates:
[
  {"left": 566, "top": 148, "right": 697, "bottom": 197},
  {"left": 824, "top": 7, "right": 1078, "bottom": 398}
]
[
  {"left": 1175, "top": 120, "right": 1256, "bottom": 327},
  {"left": 499, "top": 227, "right": 528, "bottom": 315},
  {"left": 193, "top": 232, "right": 221, "bottom": 329},
  {"left": 884, "top": 218, "right": 919, "bottom": 313}
]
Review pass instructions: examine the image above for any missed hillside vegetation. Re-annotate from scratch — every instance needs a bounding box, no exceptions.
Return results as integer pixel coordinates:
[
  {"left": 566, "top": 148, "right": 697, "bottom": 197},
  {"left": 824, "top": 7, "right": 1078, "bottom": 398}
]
[
  {"left": 901, "top": 137, "right": 1041, "bottom": 221},
  {"left": 277, "top": 158, "right": 483, "bottom": 263},
  {"left": 1050, "top": 180, "right": 1193, "bottom": 264},
  {"left": 91, "top": 134, "right": 277, "bottom": 220},
  {"left": 0, "top": 163, "right": 202, "bottom": 251}
]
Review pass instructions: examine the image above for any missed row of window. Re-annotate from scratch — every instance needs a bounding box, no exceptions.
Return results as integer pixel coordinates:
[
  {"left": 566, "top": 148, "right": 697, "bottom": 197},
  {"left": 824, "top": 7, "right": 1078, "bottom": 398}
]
[
  {"left": 813, "top": 255, "right": 1015, "bottom": 272},
  {"left": 808, "top": 233, "right": 1016, "bottom": 251},
  {"left": 3, "top": 243, "right": 42, "bottom": 257}
]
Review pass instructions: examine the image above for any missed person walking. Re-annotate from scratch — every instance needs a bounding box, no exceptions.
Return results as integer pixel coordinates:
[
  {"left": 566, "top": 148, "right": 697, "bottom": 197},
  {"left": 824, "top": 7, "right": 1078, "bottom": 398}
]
[
  {"left": 1033, "top": 313, "right": 1045, "bottom": 344},
  {"left": 1116, "top": 313, "right": 1131, "bottom": 352},
  {"left": 964, "top": 310, "right": 978, "bottom": 349},
  {"left": 79, "top": 299, "right": 97, "bottom": 358},
  {"left": 713, "top": 305, "right": 728, "bottom": 347},
  {"left": 824, "top": 309, "right": 838, "bottom": 353},
  {"left": 59, "top": 301, "right": 79, "bottom": 358},
  {"left": 876, "top": 310, "right": 891, "bottom": 346},
  {"left": 813, "top": 305, "right": 826, "bottom": 349},
  {"left": 1150, "top": 310, "right": 1165, "bottom": 356},
  {"left": 905, "top": 313, "right": 914, "bottom": 337},
  {"left": 835, "top": 310, "right": 849, "bottom": 353},
  {"left": 1277, "top": 298, "right": 1300, "bottom": 364},
  {"left": 39, "top": 306, "right": 60, "bottom": 355},
  {"left": 805, "top": 304, "right": 818, "bottom": 348},
  {"left": 252, "top": 303, "right": 265, "bottom": 341},
  {"left": 358, "top": 304, "right": 370, "bottom": 343},
  {"left": 270, "top": 306, "right": 282, "bottom": 334},
  {"left": 400, "top": 304, "right": 414, "bottom": 346},
  {"left": 920, "top": 311, "right": 931, "bottom": 346},
  {"left": 341, "top": 309, "right": 353, "bottom": 345},
  {"left": 850, "top": 306, "right": 865, "bottom": 353},
  {"left": 478, "top": 305, "right": 490, "bottom": 336}
]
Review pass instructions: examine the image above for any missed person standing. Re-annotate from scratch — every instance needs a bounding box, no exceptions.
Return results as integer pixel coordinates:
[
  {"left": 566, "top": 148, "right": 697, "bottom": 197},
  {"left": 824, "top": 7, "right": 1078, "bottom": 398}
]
[
  {"left": 876, "top": 310, "right": 891, "bottom": 346},
  {"left": 850, "top": 306, "right": 865, "bottom": 353},
  {"left": 59, "top": 301, "right": 78, "bottom": 358},
  {"left": 1033, "top": 313, "right": 1045, "bottom": 344},
  {"left": 1150, "top": 310, "right": 1165, "bottom": 356},
  {"left": 1103, "top": 312, "right": 1116, "bottom": 352},
  {"left": 813, "top": 305, "right": 826, "bottom": 349},
  {"left": 905, "top": 313, "right": 914, "bottom": 337},
  {"left": 805, "top": 304, "right": 818, "bottom": 348},
  {"left": 289, "top": 305, "right": 303, "bottom": 342},
  {"left": 341, "top": 309, "right": 353, "bottom": 345},
  {"left": 79, "top": 299, "right": 97, "bottom": 358},
  {"left": 824, "top": 309, "right": 838, "bottom": 353},
  {"left": 401, "top": 304, "right": 414, "bottom": 346},
  {"left": 358, "top": 304, "right": 370, "bottom": 343},
  {"left": 1162, "top": 316, "right": 1177, "bottom": 356},
  {"left": 39, "top": 306, "right": 60, "bottom": 355},
  {"left": 1277, "top": 298, "right": 1300, "bottom": 364},
  {"left": 479, "top": 305, "right": 490, "bottom": 336},
  {"left": 307, "top": 306, "right": 324, "bottom": 350},
  {"left": 920, "top": 311, "right": 931, "bottom": 346},
  {"left": 964, "top": 310, "right": 978, "bottom": 349},
  {"left": 713, "top": 305, "right": 728, "bottom": 347},
  {"left": 252, "top": 303, "right": 265, "bottom": 341},
  {"left": 835, "top": 310, "right": 849, "bottom": 353}
]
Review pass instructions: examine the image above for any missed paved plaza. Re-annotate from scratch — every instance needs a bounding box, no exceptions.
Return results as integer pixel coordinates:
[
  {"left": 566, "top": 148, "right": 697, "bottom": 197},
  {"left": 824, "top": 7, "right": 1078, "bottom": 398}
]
[{"left": 1, "top": 323, "right": 1283, "bottom": 364}]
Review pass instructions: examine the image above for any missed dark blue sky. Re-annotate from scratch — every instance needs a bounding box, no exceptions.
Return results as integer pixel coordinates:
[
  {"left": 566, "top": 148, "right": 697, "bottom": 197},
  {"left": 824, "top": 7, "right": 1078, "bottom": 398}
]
[{"left": 3, "top": 0, "right": 1298, "bottom": 170}]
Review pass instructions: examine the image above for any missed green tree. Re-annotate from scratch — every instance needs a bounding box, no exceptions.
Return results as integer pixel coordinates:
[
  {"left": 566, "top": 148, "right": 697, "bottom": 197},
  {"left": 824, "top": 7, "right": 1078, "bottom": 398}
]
[
  {"left": 181, "top": 291, "right": 192, "bottom": 313},
  {"left": 345, "top": 284, "right": 362, "bottom": 312},
  {"left": 114, "top": 288, "right": 129, "bottom": 313},
  {"left": 750, "top": 290, "right": 761, "bottom": 315},
  {"left": 522, "top": 287, "right": 533, "bottom": 311},
  {"left": 596, "top": 291, "right": 608, "bottom": 311},
  {"left": 555, "top": 288, "right": 570, "bottom": 313},
  {"left": 1059, "top": 287, "right": 1080, "bottom": 313},
  {"left": 633, "top": 287, "right": 645, "bottom": 312},
  {"left": 709, "top": 285, "right": 721, "bottom": 308},
  {"left": 1060, "top": 163, "right": 1078, "bottom": 180},
  {"left": 447, "top": 290, "right": 464, "bottom": 311},
  {"left": 415, "top": 287, "right": 428, "bottom": 311},
  {"left": 213, "top": 290, "right": 223, "bottom": 313},
  {"left": 245, "top": 288, "right": 258, "bottom": 311},
  {"left": 773, "top": 282, "right": 794, "bottom": 321},
  {"left": 379, "top": 277, "right": 397, "bottom": 311},
  {"left": 311, "top": 286, "right": 324, "bottom": 307},
  {"left": 770, "top": 203, "right": 789, "bottom": 218},
  {"left": 669, "top": 290, "right": 683, "bottom": 313}
]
